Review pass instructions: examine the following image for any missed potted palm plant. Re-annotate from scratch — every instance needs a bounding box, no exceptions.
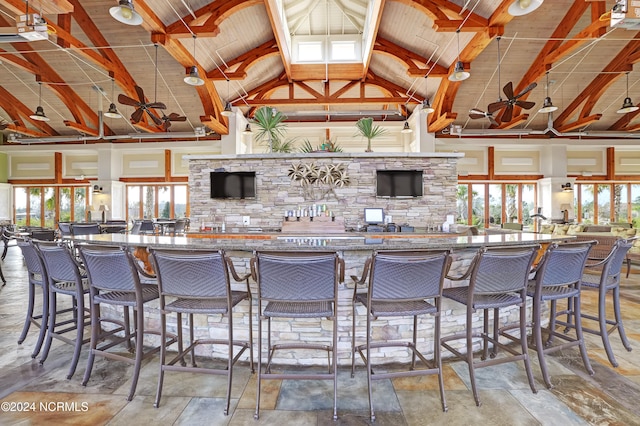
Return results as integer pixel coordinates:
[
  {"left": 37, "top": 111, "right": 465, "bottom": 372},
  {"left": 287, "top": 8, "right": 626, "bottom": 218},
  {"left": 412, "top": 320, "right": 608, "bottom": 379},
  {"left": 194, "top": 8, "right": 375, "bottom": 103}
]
[
  {"left": 354, "top": 117, "right": 386, "bottom": 152},
  {"left": 252, "top": 106, "right": 295, "bottom": 153}
]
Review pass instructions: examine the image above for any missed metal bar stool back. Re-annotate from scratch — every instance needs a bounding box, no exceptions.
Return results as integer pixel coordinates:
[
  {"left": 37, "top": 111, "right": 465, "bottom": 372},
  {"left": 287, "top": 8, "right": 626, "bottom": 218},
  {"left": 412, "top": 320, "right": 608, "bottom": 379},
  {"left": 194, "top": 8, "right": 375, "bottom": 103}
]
[
  {"left": 252, "top": 251, "right": 343, "bottom": 421},
  {"left": 351, "top": 249, "right": 451, "bottom": 422},
  {"left": 441, "top": 245, "right": 539, "bottom": 406},
  {"left": 149, "top": 248, "right": 253, "bottom": 416}
]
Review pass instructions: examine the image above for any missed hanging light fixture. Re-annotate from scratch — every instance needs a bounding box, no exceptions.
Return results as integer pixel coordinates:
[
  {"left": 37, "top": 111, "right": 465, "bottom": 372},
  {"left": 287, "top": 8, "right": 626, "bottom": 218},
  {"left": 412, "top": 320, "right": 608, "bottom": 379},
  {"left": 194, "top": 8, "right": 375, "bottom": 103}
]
[
  {"left": 243, "top": 124, "right": 252, "bottom": 134},
  {"left": 561, "top": 182, "right": 573, "bottom": 192},
  {"left": 422, "top": 99, "right": 435, "bottom": 114},
  {"left": 617, "top": 72, "right": 639, "bottom": 114},
  {"left": 109, "top": 0, "right": 143, "bottom": 26},
  {"left": 30, "top": 82, "right": 50, "bottom": 122},
  {"left": 538, "top": 71, "right": 558, "bottom": 113},
  {"left": 448, "top": 30, "right": 470, "bottom": 82},
  {"left": 508, "top": 0, "right": 543, "bottom": 16},
  {"left": 104, "top": 78, "right": 122, "bottom": 119},
  {"left": 184, "top": 34, "right": 205, "bottom": 86},
  {"left": 401, "top": 121, "right": 412, "bottom": 134},
  {"left": 221, "top": 79, "right": 233, "bottom": 116}
]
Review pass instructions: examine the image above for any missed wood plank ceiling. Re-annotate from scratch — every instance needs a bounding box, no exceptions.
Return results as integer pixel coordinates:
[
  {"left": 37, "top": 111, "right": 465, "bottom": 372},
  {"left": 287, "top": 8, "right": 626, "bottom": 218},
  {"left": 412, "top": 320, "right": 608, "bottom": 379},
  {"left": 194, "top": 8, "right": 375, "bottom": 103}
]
[{"left": 0, "top": 0, "right": 638, "bottom": 144}]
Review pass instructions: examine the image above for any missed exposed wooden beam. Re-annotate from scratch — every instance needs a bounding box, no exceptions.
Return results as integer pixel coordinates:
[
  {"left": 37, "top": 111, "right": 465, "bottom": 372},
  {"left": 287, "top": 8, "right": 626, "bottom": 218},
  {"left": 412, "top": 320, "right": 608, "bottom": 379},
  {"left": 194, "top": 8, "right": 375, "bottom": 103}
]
[
  {"left": 164, "top": 0, "right": 261, "bottom": 38},
  {"left": 362, "top": 0, "right": 385, "bottom": 79},
  {"left": 264, "top": 0, "right": 292, "bottom": 82},
  {"left": 374, "top": 37, "right": 449, "bottom": 78},
  {"left": 206, "top": 39, "right": 280, "bottom": 80}
]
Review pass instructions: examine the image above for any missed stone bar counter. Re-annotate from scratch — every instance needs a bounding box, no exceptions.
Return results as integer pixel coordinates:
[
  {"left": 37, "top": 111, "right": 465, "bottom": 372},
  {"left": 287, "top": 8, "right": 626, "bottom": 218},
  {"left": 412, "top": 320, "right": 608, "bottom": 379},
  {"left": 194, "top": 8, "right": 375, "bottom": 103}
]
[{"left": 70, "top": 231, "right": 564, "bottom": 367}]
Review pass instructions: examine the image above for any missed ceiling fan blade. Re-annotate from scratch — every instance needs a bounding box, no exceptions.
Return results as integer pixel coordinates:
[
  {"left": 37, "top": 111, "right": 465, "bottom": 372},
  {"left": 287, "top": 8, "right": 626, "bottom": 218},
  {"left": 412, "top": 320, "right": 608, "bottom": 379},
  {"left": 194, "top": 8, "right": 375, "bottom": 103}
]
[
  {"left": 469, "top": 112, "right": 486, "bottom": 120},
  {"left": 515, "top": 82, "right": 537, "bottom": 98},
  {"left": 0, "top": 124, "right": 7, "bottom": 130},
  {"left": 147, "top": 110, "right": 164, "bottom": 126},
  {"left": 502, "top": 105, "right": 514, "bottom": 123},
  {"left": 503, "top": 81, "right": 514, "bottom": 100},
  {"left": 167, "top": 112, "right": 186, "bottom": 121},
  {"left": 147, "top": 102, "right": 167, "bottom": 110},
  {"left": 134, "top": 85, "right": 146, "bottom": 103},
  {"left": 118, "top": 94, "right": 140, "bottom": 107},
  {"left": 131, "top": 108, "right": 144, "bottom": 123},
  {"left": 515, "top": 100, "right": 536, "bottom": 110},
  {"left": 487, "top": 101, "right": 507, "bottom": 114}
]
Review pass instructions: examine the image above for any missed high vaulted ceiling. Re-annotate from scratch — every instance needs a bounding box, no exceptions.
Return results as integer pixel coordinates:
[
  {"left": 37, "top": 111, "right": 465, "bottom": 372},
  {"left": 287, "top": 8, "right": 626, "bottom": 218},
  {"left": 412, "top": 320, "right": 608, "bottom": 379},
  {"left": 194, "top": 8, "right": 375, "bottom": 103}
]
[{"left": 0, "top": 0, "right": 639, "bottom": 145}]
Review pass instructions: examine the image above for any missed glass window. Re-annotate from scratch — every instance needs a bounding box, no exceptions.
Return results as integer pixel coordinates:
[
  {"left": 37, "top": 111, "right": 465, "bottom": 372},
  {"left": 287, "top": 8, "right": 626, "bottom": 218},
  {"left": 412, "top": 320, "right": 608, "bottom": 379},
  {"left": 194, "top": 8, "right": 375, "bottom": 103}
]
[
  {"left": 158, "top": 186, "right": 171, "bottom": 218},
  {"left": 614, "top": 184, "right": 628, "bottom": 223},
  {"left": 43, "top": 187, "right": 55, "bottom": 228},
  {"left": 14, "top": 187, "right": 27, "bottom": 226},
  {"left": 632, "top": 184, "right": 640, "bottom": 228},
  {"left": 128, "top": 186, "right": 141, "bottom": 220},
  {"left": 29, "top": 188, "right": 42, "bottom": 227},
  {"left": 74, "top": 187, "right": 87, "bottom": 222},
  {"left": 597, "top": 184, "right": 611, "bottom": 224},
  {"left": 471, "top": 184, "right": 485, "bottom": 227},
  {"left": 142, "top": 186, "right": 155, "bottom": 219},
  {"left": 521, "top": 184, "right": 536, "bottom": 230},
  {"left": 580, "top": 184, "right": 594, "bottom": 224},
  {"left": 59, "top": 187, "right": 71, "bottom": 223},
  {"left": 488, "top": 184, "right": 502, "bottom": 226},
  {"left": 456, "top": 184, "right": 470, "bottom": 224},
  {"left": 298, "top": 41, "right": 323, "bottom": 62},
  {"left": 174, "top": 185, "right": 187, "bottom": 218},
  {"left": 331, "top": 41, "right": 356, "bottom": 60},
  {"left": 505, "top": 184, "right": 520, "bottom": 223}
]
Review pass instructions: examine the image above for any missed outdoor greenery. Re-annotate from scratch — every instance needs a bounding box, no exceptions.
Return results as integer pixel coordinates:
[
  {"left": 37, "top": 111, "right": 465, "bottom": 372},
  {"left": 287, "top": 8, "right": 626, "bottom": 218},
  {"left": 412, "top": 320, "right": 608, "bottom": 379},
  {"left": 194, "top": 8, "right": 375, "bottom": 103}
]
[{"left": 299, "top": 138, "right": 343, "bottom": 153}]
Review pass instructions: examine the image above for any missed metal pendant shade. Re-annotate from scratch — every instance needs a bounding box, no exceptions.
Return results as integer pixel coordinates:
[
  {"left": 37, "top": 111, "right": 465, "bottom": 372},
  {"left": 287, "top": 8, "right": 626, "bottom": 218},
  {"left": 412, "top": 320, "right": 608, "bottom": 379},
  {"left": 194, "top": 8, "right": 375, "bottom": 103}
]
[
  {"left": 448, "top": 30, "right": 470, "bottom": 82},
  {"left": 109, "top": 0, "right": 143, "bottom": 26},
  {"left": 508, "top": 0, "right": 544, "bottom": 16},
  {"left": 401, "top": 121, "right": 412, "bottom": 133},
  {"left": 617, "top": 72, "right": 639, "bottom": 114},
  {"left": 30, "top": 82, "right": 50, "bottom": 122},
  {"left": 422, "top": 99, "right": 435, "bottom": 113},
  {"left": 538, "top": 73, "right": 558, "bottom": 113},
  {"left": 184, "top": 35, "right": 205, "bottom": 86}
]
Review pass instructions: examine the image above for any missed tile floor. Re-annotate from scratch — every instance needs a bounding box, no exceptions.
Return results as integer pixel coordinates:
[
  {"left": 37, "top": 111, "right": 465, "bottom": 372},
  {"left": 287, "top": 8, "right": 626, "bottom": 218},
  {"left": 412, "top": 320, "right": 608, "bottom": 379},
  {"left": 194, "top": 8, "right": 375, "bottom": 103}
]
[{"left": 1, "top": 245, "right": 640, "bottom": 425}]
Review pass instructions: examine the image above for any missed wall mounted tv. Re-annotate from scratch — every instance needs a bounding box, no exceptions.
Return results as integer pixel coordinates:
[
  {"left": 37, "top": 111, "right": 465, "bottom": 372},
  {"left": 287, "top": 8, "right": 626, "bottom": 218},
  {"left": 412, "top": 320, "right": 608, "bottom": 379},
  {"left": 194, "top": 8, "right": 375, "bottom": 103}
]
[
  {"left": 376, "top": 170, "right": 424, "bottom": 197},
  {"left": 210, "top": 171, "right": 256, "bottom": 199}
]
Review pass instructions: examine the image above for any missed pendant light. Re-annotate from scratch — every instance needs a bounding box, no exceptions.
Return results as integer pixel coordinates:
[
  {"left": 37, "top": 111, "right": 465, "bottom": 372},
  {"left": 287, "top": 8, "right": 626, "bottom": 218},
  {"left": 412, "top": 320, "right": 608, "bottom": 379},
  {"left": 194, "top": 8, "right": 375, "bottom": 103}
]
[
  {"left": 538, "top": 72, "right": 558, "bottom": 113},
  {"left": 401, "top": 121, "right": 412, "bottom": 133},
  {"left": 617, "top": 72, "right": 639, "bottom": 114},
  {"left": 508, "top": 0, "right": 543, "bottom": 16},
  {"left": 243, "top": 124, "right": 252, "bottom": 134},
  {"left": 221, "top": 79, "right": 233, "bottom": 117},
  {"left": 104, "top": 78, "right": 122, "bottom": 119},
  {"left": 448, "top": 30, "right": 470, "bottom": 82},
  {"left": 422, "top": 99, "right": 435, "bottom": 114},
  {"left": 184, "top": 34, "right": 205, "bottom": 86},
  {"left": 30, "top": 81, "right": 50, "bottom": 122},
  {"left": 109, "top": 0, "right": 143, "bottom": 26}
]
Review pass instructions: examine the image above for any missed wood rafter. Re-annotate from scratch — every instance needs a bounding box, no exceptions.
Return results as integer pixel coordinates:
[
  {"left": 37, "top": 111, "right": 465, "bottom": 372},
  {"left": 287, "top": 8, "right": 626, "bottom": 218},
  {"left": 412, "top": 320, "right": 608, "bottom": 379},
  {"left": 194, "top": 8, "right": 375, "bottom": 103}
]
[
  {"left": 164, "top": 0, "right": 261, "bottom": 38},
  {"left": 394, "top": 0, "right": 487, "bottom": 29},
  {"left": 374, "top": 37, "right": 448, "bottom": 78},
  {"left": 554, "top": 33, "right": 640, "bottom": 132},
  {"left": 207, "top": 39, "right": 280, "bottom": 80},
  {"left": 0, "top": 86, "right": 56, "bottom": 136}
]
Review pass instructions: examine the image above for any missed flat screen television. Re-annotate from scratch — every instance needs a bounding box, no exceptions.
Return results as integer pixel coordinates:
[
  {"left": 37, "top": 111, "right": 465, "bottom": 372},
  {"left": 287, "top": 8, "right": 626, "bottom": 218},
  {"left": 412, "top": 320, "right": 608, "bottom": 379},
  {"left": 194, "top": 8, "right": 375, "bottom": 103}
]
[
  {"left": 376, "top": 170, "right": 423, "bottom": 197},
  {"left": 210, "top": 171, "right": 256, "bottom": 199}
]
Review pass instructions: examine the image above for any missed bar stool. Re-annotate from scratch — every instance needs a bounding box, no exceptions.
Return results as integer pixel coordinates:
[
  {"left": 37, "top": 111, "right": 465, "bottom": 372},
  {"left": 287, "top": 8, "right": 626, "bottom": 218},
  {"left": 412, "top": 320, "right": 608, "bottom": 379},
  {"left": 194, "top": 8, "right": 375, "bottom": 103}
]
[
  {"left": 567, "top": 238, "right": 635, "bottom": 367},
  {"left": 149, "top": 248, "right": 253, "bottom": 415},
  {"left": 351, "top": 250, "right": 451, "bottom": 422},
  {"left": 78, "top": 245, "right": 174, "bottom": 401},
  {"left": 36, "top": 240, "right": 91, "bottom": 379},
  {"left": 441, "top": 245, "right": 539, "bottom": 406},
  {"left": 16, "top": 239, "right": 58, "bottom": 358},
  {"left": 501, "top": 240, "right": 596, "bottom": 388},
  {"left": 251, "top": 251, "right": 343, "bottom": 421}
]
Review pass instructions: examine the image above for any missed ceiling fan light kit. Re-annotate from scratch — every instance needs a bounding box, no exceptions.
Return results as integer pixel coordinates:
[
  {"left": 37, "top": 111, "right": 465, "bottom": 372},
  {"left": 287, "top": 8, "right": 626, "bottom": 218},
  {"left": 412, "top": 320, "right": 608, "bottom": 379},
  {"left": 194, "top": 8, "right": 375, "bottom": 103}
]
[
  {"left": 109, "top": 0, "right": 143, "bottom": 26},
  {"left": 508, "top": 0, "right": 543, "bottom": 16}
]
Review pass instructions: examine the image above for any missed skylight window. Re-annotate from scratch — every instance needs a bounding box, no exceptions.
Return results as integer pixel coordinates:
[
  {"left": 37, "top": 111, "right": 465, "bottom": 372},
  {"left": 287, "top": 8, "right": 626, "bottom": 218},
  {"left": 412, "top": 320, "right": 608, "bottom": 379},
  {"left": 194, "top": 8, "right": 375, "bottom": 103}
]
[
  {"left": 331, "top": 41, "right": 356, "bottom": 61},
  {"left": 297, "top": 41, "right": 323, "bottom": 62}
]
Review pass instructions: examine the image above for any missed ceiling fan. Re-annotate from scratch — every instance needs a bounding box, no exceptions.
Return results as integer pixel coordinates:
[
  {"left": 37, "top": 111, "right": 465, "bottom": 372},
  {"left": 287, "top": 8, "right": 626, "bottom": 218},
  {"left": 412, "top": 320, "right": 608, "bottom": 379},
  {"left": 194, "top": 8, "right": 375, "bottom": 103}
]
[
  {"left": 469, "top": 108, "right": 499, "bottom": 126},
  {"left": 160, "top": 112, "right": 186, "bottom": 131},
  {"left": 0, "top": 118, "right": 17, "bottom": 130},
  {"left": 118, "top": 85, "right": 166, "bottom": 125},
  {"left": 487, "top": 81, "right": 537, "bottom": 122}
]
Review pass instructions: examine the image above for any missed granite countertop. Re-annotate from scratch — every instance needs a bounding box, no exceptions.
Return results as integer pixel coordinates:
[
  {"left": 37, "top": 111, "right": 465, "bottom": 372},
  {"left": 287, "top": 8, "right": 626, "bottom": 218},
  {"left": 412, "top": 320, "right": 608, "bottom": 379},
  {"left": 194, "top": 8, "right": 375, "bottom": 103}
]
[{"left": 69, "top": 232, "right": 564, "bottom": 252}]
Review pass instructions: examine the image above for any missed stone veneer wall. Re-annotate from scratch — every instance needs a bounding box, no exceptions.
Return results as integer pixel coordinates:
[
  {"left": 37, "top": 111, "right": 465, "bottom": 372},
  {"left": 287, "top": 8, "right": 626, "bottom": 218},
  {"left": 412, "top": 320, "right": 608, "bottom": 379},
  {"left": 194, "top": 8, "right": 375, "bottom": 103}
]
[{"left": 187, "top": 153, "right": 462, "bottom": 229}]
